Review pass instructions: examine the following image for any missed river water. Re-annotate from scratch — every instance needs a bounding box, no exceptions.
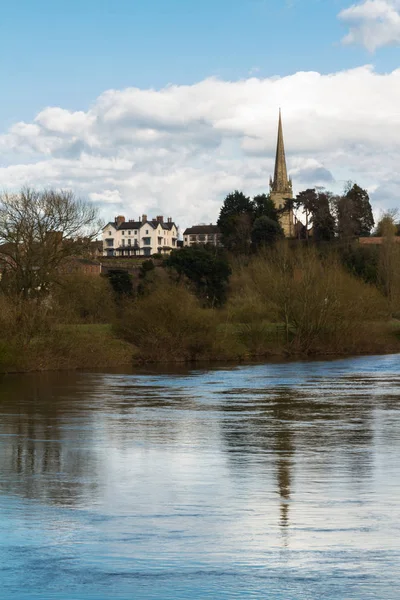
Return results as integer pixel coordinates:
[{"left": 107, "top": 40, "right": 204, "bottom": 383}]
[{"left": 1, "top": 355, "right": 400, "bottom": 599}]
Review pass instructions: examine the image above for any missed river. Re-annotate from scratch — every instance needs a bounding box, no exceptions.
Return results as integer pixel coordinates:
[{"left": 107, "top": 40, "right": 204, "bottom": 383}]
[{"left": 1, "top": 355, "right": 400, "bottom": 599}]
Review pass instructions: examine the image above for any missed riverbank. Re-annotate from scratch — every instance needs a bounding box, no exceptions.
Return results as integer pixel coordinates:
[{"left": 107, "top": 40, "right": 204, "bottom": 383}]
[
  {"left": 3, "top": 243, "right": 400, "bottom": 373},
  {"left": 0, "top": 324, "right": 134, "bottom": 373},
  {"left": 1, "top": 320, "right": 400, "bottom": 373}
]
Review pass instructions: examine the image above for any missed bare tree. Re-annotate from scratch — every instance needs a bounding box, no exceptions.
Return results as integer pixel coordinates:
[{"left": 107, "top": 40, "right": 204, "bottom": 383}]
[{"left": 0, "top": 188, "right": 102, "bottom": 297}]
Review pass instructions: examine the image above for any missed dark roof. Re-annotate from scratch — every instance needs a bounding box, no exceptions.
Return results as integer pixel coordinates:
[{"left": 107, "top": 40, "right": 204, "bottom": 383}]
[
  {"left": 104, "top": 220, "right": 177, "bottom": 232},
  {"left": 118, "top": 221, "right": 143, "bottom": 230},
  {"left": 162, "top": 222, "right": 177, "bottom": 231},
  {"left": 183, "top": 225, "right": 220, "bottom": 235}
]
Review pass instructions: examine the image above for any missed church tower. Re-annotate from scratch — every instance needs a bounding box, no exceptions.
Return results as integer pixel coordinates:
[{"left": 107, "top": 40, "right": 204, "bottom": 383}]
[{"left": 269, "top": 110, "right": 294, "bottom": 237}]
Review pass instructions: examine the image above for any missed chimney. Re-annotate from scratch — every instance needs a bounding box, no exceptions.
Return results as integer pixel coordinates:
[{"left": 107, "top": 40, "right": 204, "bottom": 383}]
[
  {"left": 167, "top": 217, "right": 172, "bottom": 223},
  {"left": 142, "top": 214, "right": 147, "bottom": 223},
  {"left": 156, "top": 215, "right": 164, "bottom": 223},
  {"left": 115, "top": 215, "right": 125, "bottom": 227}
]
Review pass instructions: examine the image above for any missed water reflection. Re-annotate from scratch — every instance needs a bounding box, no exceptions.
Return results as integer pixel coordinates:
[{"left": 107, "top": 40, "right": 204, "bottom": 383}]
[
  {"left": 0, "top": 355, "right": 400, "bottom": 599},
  {"left": 0, "top": 373, "right": 102, "bottom": 506}
]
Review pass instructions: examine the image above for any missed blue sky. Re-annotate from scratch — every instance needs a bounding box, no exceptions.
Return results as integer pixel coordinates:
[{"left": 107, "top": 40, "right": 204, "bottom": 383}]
[
  {"left": 1, "top": 0, "right": 400, "bottom": 225},
  {"left": 0, "top": 0, "right": 391, "bottom": 125}
]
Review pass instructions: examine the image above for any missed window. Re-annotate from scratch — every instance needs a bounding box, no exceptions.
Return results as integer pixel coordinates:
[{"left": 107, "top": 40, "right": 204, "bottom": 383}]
[
  {"left": 128, "top": 239, "right": 131, "bottom": 246},
  {"left": 134, "top": 230, "right": 137, "bottom": 235},
  {"left": 106, "top": 239, "right": 113, "bottom": 247},
  {"left": 122, "top": 231, "right": 125, "bottom": 235},
  {"left": 122, "top": 239, "right": 125, "bottom": 246},
  {"left": 143, "top": 237, "right": 151, "bottom": 245},
  {"left": 128, "top": 230, "right": 131, "bottom": 235},
  {"left": 108, "top": 231, "right": 111, "bottom": 236},
  {"left": 145, "top": 230, "right": 149, "bottom": 234}
]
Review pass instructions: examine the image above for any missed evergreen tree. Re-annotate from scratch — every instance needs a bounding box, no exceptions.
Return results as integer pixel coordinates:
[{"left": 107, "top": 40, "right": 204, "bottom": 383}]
[
  {"left": 218, "top": 190, "right": 283, "bottom": 253},
  {"left": 295, "top": 189, "right": 318, "bottom": 240},
  {"left": 251, "top": 216, "right": 284, "bottom": 249},
  {"left": 217, "top": 190, "right": 254, "bottom": 253},
  {"left": 336, "top": 183, "right": 374, "bottom": 238},
  {"left": 107, "top": 269, "right": 134, "bottom": 297},
  {"left": 346, "top": 184, "right": 374, "bottom": 236},
  {"left": 312, "top": 192, "right": 336, "bottom": 241},
  {"left": 166, "top": 245, "right": 231, "bottom": 307},
  {"left": 253, "top": 193, "right": 280, "bottom": 221}
]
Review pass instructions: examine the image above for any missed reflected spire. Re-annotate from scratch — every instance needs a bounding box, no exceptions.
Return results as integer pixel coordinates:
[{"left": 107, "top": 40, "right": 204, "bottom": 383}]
[{"left": 272, "top": 393, "right": 295, "bottom": 535}]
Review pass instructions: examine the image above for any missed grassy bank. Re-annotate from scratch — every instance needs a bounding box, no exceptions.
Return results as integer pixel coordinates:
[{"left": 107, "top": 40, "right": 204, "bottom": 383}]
[
  {"left": 0, "top": 323, "right": 134, "bottom": 373},
  {"left": 1, "top": 319, "right": 400, "bottom": 374}
]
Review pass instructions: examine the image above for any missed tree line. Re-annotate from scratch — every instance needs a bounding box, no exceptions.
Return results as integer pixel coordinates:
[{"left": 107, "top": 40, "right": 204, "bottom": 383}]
[{"left": 217, "top": 182, "right": 378, "bottom": 252}]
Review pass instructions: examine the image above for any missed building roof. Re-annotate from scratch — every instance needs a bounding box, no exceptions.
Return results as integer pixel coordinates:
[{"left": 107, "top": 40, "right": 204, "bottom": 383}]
[
  {"left": 103, "top": 220, "right": 177, "bottom": 232},
  {"left": 183, "top": 225, "right": 220, "bottom": 235},
  {"left": 118, "top": 221, "right": 143, "bottom": 230},
  {"left": 162, "top": 222, "right": 177, "bottom": 231},
  {"left": 359, "top": 236, "right": 400, "bottom": 245}
]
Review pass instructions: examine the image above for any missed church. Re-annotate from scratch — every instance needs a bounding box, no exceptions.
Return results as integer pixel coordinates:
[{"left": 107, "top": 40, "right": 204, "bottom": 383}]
[{"left": 269, "top": 110, "right": 295, "bottom": 237}]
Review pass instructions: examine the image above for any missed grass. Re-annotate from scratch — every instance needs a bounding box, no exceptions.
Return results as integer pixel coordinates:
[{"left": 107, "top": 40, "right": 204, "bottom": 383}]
[
  {"left": 0, "top": 323, "right": 136, "bottom": 373},
  {"left": 2, "top": 318, "right": 400, "bottom": 373}
]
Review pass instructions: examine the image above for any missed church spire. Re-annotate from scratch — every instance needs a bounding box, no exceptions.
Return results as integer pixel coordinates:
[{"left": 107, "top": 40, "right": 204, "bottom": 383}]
[
  {"left": 270, "top": 109, "right": 292, "bottom": 194},
  {"left": 269, "top": 109, "right": 294, "bottom": 238}
]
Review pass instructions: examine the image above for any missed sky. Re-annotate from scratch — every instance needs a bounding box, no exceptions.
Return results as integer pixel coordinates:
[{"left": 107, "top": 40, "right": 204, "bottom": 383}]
[{"left": 1, "top": 0, "right": 400, "bottom": 228}]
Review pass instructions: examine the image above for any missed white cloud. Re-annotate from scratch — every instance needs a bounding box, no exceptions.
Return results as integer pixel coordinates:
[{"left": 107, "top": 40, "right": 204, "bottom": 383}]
[
  {"left": 0, "top": 65, "right": 400, "bottom": 229},
  {"left": 339, "top": 0, "right": 400, "bottom": 51}
]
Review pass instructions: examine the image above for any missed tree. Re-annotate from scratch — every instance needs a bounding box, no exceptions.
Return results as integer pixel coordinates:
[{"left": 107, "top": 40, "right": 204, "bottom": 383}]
[
  {"left": 375, "top": 210, "right": 398, "bottom": 237},
  {"left": 295, "top": 189, "right": 318, "bottom": 240},
  {"left": 375, "top": 211, "right": 400, "bottom": 311},
  {"left": 218, "top": 190, "right": 283, "bottom": 253},
  {"left": 335, "top": 194, "right": 355, "bottom": 239},
  {"left": 335, "top": 183, "right": 374, "bottom": 239},
  {"left": 251, "top": 216, "right": 283, "bottom": 249},
  {"left": 217, "top": 190, "right": 254, "bottom": 254},
  {"left": 166, "top": 245, "right": 231, "bottom": 306},
  {"left": 253, "top": 193, "right": 280, "bottom": 222},
  {"left": 312, "top": 192, "right": 336, "bottom": 242},
  {"left": 347, "top": 183, "right": 374, "bottom": 236},
  {"left": 0, "top": 188, "right": 102, "bottom": 297}
]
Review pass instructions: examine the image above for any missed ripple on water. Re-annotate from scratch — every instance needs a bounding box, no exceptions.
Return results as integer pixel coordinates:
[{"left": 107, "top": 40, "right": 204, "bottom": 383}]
[{"left": 0, "top": 354, "right": 400, "bottom": 599}]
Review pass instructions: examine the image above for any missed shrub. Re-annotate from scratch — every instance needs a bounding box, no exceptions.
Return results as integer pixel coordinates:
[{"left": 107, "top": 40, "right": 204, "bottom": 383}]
[
  {"left": 115, "top": 282, "right": 217, "bottom": 362},
  {"left": 0, "top": 294, "right": 54, "bottom": 344},
  {"left": 107, "top": 269, "right": 134, "bottom": 297},
  {"left": 52, "top": 273, "right": 116, "bottom": 323},
  {"left": 228, "top": 244, "right": 390, "bottom": 354}
]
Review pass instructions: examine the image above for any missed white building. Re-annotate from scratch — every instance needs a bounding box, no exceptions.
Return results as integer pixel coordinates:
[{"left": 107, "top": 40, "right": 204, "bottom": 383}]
[
  {"left": 183, "top": 225, "right": 222, "bottom": 247},
  {"left": 102, "top": 215, "right": 178, "bottom": 257}
]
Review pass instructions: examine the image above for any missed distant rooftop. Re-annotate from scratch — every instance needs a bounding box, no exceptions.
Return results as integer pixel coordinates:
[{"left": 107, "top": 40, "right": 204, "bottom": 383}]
[{"left": 183, "top": 225, "right": 220, "bottom": 235}]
